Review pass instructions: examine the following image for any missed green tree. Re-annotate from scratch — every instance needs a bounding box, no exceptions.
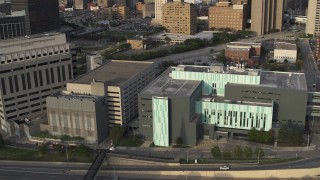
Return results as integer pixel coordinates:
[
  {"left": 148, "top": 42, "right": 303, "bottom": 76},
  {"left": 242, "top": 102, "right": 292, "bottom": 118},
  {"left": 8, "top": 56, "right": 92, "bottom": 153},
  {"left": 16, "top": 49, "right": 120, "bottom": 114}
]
[
  {"left": 233, "top": 145, "right": 243, "bottom": 158},
  {"left": 248, "top": 128, "right": 258, "bottom": 142},
  {"left": 255, "top": 147, "right": 264, "bottom": 158},
  {"left": 75, "top": 145, "right": 91, "bottom": 157},
  {"left": 0, "top": 133, "right": 4, "bottom": 148},
  {"left": 296, "top": 60, "right": 304, "bottom": 70},
  {"left": 223, "top": 150, "right": 232, "bottom": 159},
  {"left": 110, "top": 125, "right": 124, "bottom": 145},
  {"left": 164, "top": 36, "right": 171, "bottom": 43},
  {"left": 38, "top": 143, "right": 47, "bottom": 155},
  {"left": 211, "top": 146, "right": 221, "bottom": 159},
  {"left": 284, "top": 59, "right": 289, "bottom": 64},
  {"left": 243, "top": 146, "right": 253, "bottom": 158},
  {"left": 265, "top": 129, "right": 275, "bottom": 143},
  {"left": 175, "top": 137, "right": 183, "bottom": 145}
]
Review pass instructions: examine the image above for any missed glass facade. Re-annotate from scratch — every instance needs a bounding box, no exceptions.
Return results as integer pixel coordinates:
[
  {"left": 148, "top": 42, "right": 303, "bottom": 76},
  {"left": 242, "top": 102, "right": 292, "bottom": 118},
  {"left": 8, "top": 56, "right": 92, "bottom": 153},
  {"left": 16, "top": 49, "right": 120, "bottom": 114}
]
[
  {"left": 171, "top": 70, "right": 260, "bottom": 96},
  {"left": 152, "top": 97, "right": 169, "bottom": 147},
  {"left": 196, "top": 101, "right": 273, "bottom": 131}
]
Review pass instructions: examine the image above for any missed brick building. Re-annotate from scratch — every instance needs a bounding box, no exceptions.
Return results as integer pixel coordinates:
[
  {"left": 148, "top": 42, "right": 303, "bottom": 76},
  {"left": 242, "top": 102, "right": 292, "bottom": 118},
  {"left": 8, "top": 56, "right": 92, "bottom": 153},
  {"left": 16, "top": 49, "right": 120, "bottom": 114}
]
[
  {"left": 225, "top": 42, "right": 261, "bottom": 64},
  {"left": 208, "top": 1, "right": 246, "bottom": 31}
]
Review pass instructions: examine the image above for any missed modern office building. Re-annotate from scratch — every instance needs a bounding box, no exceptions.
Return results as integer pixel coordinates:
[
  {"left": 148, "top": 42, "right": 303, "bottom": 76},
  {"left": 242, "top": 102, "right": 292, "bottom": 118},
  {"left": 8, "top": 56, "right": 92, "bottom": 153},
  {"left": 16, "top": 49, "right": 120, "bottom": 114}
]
[
  {"left": 251, "top": 0, "right": 284, "bottom": 36},
  {"left": 208, "top": 1, "right": 246, "bottom": 31},
  {"left": 306, "top": 0, "right": 320, "bottom": 36},
  {"left": 69, "top": 60, "right": 156, "bottom": 128},
  {"left": 46, "top": 82, "right": 108, "bottom": 145},
  {"left": 273, "top": 42, "right": 297, "bottom": 63},
  {"left": 127, "top": 37, "right": 153, "bottom": 49},
  {"left": 0, "top": 33, "right": 75, "bottom": 136},
  {"left": 139, "top": 64, "right": 307, "bottom": 147},
  {"left": 0, "top": 10, "right": 27, "bottom": 40},
  {"left": 162, "top": 1, "right": 197, "bottom": 35},
  {"left": 11, "top": 0, "right": 60, "bottom": 35}
]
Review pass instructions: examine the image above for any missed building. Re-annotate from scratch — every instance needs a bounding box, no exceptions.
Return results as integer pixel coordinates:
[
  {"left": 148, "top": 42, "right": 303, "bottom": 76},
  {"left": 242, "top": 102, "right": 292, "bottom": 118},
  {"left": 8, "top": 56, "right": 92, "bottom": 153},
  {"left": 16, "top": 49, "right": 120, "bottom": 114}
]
[
  {"left": 105, "top": 5, "right": 128, "bottom": 20},
  {"left": 306, "top": 0, "right": 320, "bottom": 36},
  {"left": 0, "top": 10, "right": 27, "bottom": 40},
  {"left": 127, "top": 37, "right": 153, "bottom": 49},
  {"left": 225, "top": 42, "right": 261, "bottom": 64},
  {"left": 114, "top": 0, "right": 126, "bottom": 6},
  {"left": 151, "top": 31, "right": 214, "bottom": 44},
  {"left": 139, "top": 64, "right": 307, "bottom": 147},
  {"left": 0, "top": 1, "right": 11, "bottom": 14},
  {"left": 142, "top": 3, "right": 155, "bottom": 18},
  {"left": 70, "top": 60, "right": 156, "bottom": 128},
  {"left": 136, "top": 2, "right": 143, "bottom": 12},
  {"left": 208, "top": 1, "right": 246, "bottom": 31},
  {"left": 162, "top": 1, "right": 197, "bottom": 35},
  {"left": 87, "top": 2, "right": 99, "bottom": 11},
  {"left": 0, "top": 33, "right": 76, "bottom": 136},
  {"left": 273, "top": 42, "right": 297, "bottom": 63},
  {"left": 11, "top": 0, "right": 60, "bottom": 35},
  {"left": 251, "top": 0, "right": 284, "bottom": 36},
  {"left": 97, "top": 0, "right": 110, "bottom": 8},
  {"left": 73, "top": 0, "right": 85, "bottom": 9},
  {"left": 153, "top": 0, "right": 167, "bottom": 25},
  {"left": 46, "top": 83, "right": 108, "bottom": 145},
  {"left": 86, "top": 54, "right": 103, "bottom": 72}
]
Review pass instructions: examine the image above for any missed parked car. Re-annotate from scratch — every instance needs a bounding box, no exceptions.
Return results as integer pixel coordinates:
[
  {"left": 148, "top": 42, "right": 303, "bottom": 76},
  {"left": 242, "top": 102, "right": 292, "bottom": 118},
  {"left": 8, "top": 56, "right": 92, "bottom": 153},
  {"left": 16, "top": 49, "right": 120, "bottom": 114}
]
[{"left": 220, "top": 165, "right": 230, "bottom": 170}]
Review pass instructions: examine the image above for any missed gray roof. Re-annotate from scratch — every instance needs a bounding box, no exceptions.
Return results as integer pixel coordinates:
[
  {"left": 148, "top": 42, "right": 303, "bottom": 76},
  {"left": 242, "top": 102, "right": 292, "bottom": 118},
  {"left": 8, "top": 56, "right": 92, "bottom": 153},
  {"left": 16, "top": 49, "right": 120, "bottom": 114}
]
[
  {"left": 275, "top": 42, "right": 297, "bottom": 50},
  {"left": 259, "top": 71, "right": 307, "bottom": 90},
  {"left": 142, "top": 69, "right": 201, "bottom": 97},
  {"left": 73, "top": 60, "right": 154, "bottom": 86}
]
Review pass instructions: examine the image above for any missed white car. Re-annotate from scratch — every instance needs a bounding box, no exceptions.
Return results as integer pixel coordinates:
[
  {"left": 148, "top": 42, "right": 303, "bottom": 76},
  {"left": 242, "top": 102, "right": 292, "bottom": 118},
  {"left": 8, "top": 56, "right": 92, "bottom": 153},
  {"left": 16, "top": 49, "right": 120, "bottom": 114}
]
[
  {"left": 109, "top": 146, "right": 115, "bottom": 151},
  {"left": 220, "top": 165, "right": 230, "bottom": 170}
]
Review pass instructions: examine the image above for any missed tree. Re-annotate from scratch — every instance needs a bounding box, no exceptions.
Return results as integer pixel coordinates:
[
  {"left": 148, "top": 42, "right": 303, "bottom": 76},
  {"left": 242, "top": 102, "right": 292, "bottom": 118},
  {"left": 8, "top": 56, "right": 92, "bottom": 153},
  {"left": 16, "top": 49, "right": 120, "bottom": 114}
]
[
  {"left": 233, "top": 145, "right": 243, "bottom": 158},
  {"left": 0, "top": 133, "right": 4, "bottom": 148},
  {"left": 265, "top": 129, "right": 275, "bottom": 143},
  {"left": 211, "top": 146, "right": 221, "bottom": 159},
  {"left": 223, "top": 150, "right": 232, "bottom": 159},
  {"left": 38, "top": 143, "right": 48, "bottom": 155},
  {"left": 284, "top": 59, "right": 289, "bottom": 64},
  {"left": 75, "top": 145, "right": 91, "bottom": 157},
  {"left": 164, "top": 36, "right": 171, "bottom": 43},
  {"left": 243, "top": 146, "right": 253, "bottom": 158},
  {"left": 175, "top": 136, "right": 183, "bottom": 145},
  {"left": 248, "top": 128, "right": 258, "bottom": 142},
  {"left": 255, "top": 147, "right": 264, "bottom": 158},
  {"left": 110, "top": 125, "right": 124, "bottom": 145}
]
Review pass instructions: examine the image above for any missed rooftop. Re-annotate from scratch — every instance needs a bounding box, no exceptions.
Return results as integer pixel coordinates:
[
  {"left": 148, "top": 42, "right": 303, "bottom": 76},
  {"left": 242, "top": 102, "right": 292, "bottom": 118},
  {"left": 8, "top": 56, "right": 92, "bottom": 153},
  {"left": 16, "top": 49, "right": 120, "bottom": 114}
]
[
  {"left": 173, "top": 65, "right": 260, "bottom": 76},
  {"left": 201, "top": 97, "right": 273, "bottom": 107},
  {"left": 259, "top": 71, "right": 307, "bottom": 90},
  {"left": 73, "top": 60, "right": 154, "bottom": 86},
  {"left": 142, "top": 69, "right": 201, "bottom": 97},
  {"left": 275, "top": 42, "right": 297, "bottom": 51},
  {"left": 50, "top": 91, "right": 103, "bottom": 101}
]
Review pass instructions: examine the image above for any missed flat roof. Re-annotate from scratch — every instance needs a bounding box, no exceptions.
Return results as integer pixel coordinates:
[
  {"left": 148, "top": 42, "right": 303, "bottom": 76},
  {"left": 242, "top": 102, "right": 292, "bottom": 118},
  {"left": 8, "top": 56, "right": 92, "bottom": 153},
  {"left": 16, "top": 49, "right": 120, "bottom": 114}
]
[
  {"left": 201, "top": 97, "right": 273, "bottom": 107},
  {"left": 73, "top": 60, "right": 154, "bottom": 86},
  {"left": 275, "top": 42, "right": 297, "bottom": 50},
  {"left": 259, "top": 71, "right": 307, "bottom": 90},
  {"left": 141, "top": 69, "right": 201, "bottom": 97}
]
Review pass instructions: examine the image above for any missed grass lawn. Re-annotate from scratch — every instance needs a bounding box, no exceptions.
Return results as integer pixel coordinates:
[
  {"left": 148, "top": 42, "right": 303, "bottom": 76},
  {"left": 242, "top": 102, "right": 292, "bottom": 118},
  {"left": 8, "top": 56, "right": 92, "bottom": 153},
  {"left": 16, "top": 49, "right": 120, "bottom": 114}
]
[
  {"left": 180, "top": 157, "right": 302, "bottom": 164},
  {"left": 116, "top": 137, "right": 144, "bottom": 147},
  {"left": 0, "top": 146, "right": 94, "bottom": 162},
  {"left": 103, "top": 31, "right": 142, "bottom": 36}
]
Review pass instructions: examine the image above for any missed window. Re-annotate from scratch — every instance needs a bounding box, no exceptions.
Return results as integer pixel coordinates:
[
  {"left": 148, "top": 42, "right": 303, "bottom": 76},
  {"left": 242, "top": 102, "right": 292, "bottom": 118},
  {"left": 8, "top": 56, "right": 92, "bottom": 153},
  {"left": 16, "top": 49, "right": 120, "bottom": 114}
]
[
  {"left": 1, "top": 78, "right": 6, "bottom": 95},
  {"left": 33, "top": 71, "right": 38, "bottom": 87},
  {"left": 38, "top": 70, "right": 43, "bottom": 86},
  {"left": 27, "top": 73, "right": 31, "bottom": 89},
  {"left": 8, "top": 76, "right": 14, "bottom": 93},
  {"left": 50, "top": 68, "right": 55, "bottom": 84},
  {"left": 14, "top": 75, "right": 19, "bottom": 92}
]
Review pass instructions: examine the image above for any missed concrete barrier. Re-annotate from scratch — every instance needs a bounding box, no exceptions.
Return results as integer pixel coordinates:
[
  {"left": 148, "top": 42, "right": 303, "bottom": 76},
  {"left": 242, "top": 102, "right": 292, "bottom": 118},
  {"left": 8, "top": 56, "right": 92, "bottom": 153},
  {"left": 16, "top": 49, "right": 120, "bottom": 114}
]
[
  {"left": 106, "top": 156, "right": 179, "bottom": 167},
  {"left": 99, "top": 168, "right": 320, "bottom": 179}
]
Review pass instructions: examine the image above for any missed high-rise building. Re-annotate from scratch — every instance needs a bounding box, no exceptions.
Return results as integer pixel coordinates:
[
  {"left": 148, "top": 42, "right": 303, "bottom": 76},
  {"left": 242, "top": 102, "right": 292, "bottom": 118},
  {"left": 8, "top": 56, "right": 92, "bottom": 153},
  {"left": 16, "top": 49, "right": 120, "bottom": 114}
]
[
  {"left": 0, "top": 10, "right": 27, "bottom": 40},
  {"left": 97, "top": 0, "right": 110, "bottom": 8},
  {"left": 154, "top": 0, "right": 167, "bottom": 24},
  {"left": 142, "top": 3, "right": 155, "bottom": 18},
  {"left": 162, "top": 1, "right": 197, "bottom": 35},
  {"left": 11, "top": 0, "right": 60, "bottom": 35},
  {"left": 208, "top": 1, "right": 246, "bottom": 31},
  {"left": 306, "top": 0, "right": 320, "bottom": 36},
  {"left": 251, "top": 0, "right": 284, "bottom": 36},
  {"left": 0, "top": 33, "right": 75, "bottom": 136},
  {"left": 114, "top": 0, "right": 126, "bottom": 6}
]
